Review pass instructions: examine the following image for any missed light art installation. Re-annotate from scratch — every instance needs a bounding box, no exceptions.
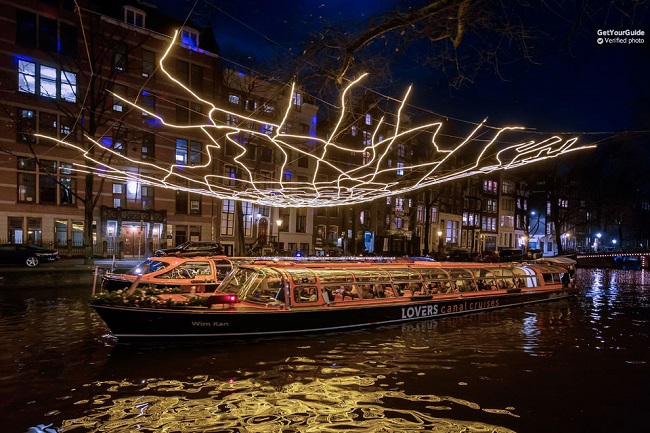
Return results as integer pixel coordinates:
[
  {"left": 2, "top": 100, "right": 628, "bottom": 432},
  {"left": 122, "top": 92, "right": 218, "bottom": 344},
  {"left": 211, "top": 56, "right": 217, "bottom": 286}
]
[{"left": 40, "top": 30, "right": 595, "bottom": 208}]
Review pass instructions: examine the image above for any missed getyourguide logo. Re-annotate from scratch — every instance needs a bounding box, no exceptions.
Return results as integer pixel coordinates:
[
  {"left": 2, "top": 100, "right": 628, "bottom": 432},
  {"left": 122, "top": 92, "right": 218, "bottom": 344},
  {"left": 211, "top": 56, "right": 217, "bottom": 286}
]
[{"left": 596, "top": 29, "right": 645, "bottom": 45}]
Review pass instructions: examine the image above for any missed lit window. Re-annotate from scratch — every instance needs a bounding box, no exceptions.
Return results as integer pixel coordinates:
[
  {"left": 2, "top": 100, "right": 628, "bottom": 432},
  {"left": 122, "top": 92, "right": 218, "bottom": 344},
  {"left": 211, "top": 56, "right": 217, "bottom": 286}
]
[
  {"left": 60, "top": 70, "right": 76, "bottom": 102},
  {"left": 228, "top": 94, "right": 240, "bottom": 104},
  {"left": 365, "top": 113, "right": 372, "bottom": 125},
  {"left": 39, "top": 65, "right": 57, "bottom": 98},
  {"left": 396, "top": 162, "right": 404, "bottom": 176},
  {"left": 18, "top": 60, "right": 36, "bottom": 94},
  {"left": 292, "top": 92, "right": 302, "bottom": 107},
  {"left": 176, "top": 139, "right": 188, "bottom": 164},
  {"left": 181, "top": 27, "right": 199, "bottom": 48}
]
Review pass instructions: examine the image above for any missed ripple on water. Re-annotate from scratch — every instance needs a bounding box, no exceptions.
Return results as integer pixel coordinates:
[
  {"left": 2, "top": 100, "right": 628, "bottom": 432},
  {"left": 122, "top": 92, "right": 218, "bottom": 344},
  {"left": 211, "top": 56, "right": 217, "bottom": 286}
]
[{"left": 51, "top": 375, "right": 518, "bottom": 432}]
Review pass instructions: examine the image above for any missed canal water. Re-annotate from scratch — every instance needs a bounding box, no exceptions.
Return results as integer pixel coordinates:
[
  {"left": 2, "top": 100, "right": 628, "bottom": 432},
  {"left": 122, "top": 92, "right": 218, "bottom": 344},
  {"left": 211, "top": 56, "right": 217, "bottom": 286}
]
[{"left": 0, "top": 268, "right": 648, "bottom": 432}]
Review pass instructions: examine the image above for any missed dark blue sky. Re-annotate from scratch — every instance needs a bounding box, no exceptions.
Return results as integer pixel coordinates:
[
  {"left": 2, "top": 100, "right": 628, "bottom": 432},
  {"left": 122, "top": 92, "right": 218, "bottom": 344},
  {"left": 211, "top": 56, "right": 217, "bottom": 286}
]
[{"left": 160, "top": 0, "right": 650, "bottom": 135}]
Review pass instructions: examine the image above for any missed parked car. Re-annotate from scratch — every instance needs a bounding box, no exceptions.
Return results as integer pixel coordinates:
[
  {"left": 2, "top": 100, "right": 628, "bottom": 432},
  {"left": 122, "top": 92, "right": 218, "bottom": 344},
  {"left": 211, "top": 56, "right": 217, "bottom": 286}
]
[
  {"left": 442, "top": 249, "right": 472, "bottom": 262},
  {"left": 479, "top": 251, "right": 500, "bottom": 263},
  {"left": 0, "top": 243, "right": 59, "bottom": 267},
  {"left": 498, "top": 248, "right": 524, "bottom": 262},
  {"left": 524, "top": 249, "right": 543, "bottom": 260},
  {"left": 154, "top": 241, "right": 224, "bottom": 257}
]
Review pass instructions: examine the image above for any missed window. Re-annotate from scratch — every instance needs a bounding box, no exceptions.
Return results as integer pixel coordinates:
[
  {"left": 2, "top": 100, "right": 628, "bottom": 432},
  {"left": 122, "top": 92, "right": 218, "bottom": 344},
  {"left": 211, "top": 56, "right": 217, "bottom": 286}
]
[
  {"left": 228, "top": 94, "right": 240, "bottom": 105},
  {"left": 59, "top": 163, "right": 76, "bottom": 205},
  {"left": 18, "top": 60, "right": 36, "bottom": 94},
  {"left": 181, "top": 26, "right": 200, "bottom": 48},
  {"left": 176, "top": 99, "right": 190, "bottom": 124},
  {"left": 176, "top": 59, "right": 190, "bottom": 86},
  {"left": 260, "top": 145, "right": 273, "bottom": 163},
  {"left": 18, "top": 171, "right": 36, "bottom": 203},
  {"left": 292, "top": 92, "right": 302, "bottom": 110},
  {"left": 60, "top": 70, "right": 76, "bottom": 102},
  {"left": 245, "top": 99, "right": 258, "bottom": 111},
  {"left": 142, "top": 132, "right": 154, "bottom": 160},
  {"left": 176, "top": 139, "right": 188, "bottom": 164},
  {"left": 190, "top": 64, "right": 203, "bottom": 92},
  {"left": 483, "top": 180, "right": 498, "bottom": 194},
  {"left": 16, "top": 9, "right": 77, "bottom": 56},
  {"left": 142, "top": 49, "right": 155, "bottom": 77},
  {"left": 141, "top": 90, "right": 155, "bottom": 115},
  {"left": 221, "top": 200, "right": 235, "bottom": 236},
  {"left": 446, "top": 220, "right": 459, "bottom": 243},
  {"left": 298, "top": 153, "right": 309, "bottom": 168},
  {"left": 189, "top": 193, "right": 201, "bottom": 215},
  {"left": 396, "top": 162, "right": 404, "bottom": 176},
  {"left": 123, "top": 6, "right": 145, "bottom": 27},
  {"left": 362, "top": 130, "right": 371, "bottom": 146},
  {"left": 243, "top": 201, "right": 253, "bottom": 237},
  {"left": 113, "top": 84, "right": 126, "bottom": 112},
  {"left": 362, "top": 150, "right": 371, "bottom": 165},
  {"left": 189, "top": 141, "right": 202, "bottom": 165},
  {"left": 190, "top": 102, "right": 203, "bottom": 124},
  {"left": 17, "top": 157, "right": 75, "bottom": 205},
  {"left": 296, "top": 208, "right": 307, "bottom": 233},
  {"left": 39, "top": 112, "right": 57, "bottom": 138},
  {"left": 484, "top": 199, "right": 497, "bottom": 213},
  {"left": 17, "top": 108, "right": 35, "bottom": 143},
  {"left": 365, "top": 113, "right": 372, "bottom": 125},
  {"left": 430, "top": 206, "right": 438, "bottom": 223},
  {"left": 40, "top": 65, "right": 57, "bottom": 98},
  {"left": 59, "top": 116, "right": 77, "bottom": 143},
  {"left": 114, "top": 42, "right": 128, "bottom": 71},
  {"left": 19, "top": 60, "right": 77, "bottom": 102},
  {"left": 175, "top": 190, "right": 187, "bottom": 214},
  {"left": 397, "top": 143, "right": 406, "bottom": 157},
  {"left": 225, "top": 165, "right": 237, "bottom": 186}
]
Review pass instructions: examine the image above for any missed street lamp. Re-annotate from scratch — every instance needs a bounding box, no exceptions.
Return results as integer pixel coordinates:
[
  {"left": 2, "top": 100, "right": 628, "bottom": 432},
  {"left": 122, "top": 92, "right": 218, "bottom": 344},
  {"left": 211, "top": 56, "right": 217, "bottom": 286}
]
[
  {"left": 276, "top": 219, "right": 283, "bottom": 255},
  {"left": 612, "top": 239, "right": 617, "bottom": 251}
]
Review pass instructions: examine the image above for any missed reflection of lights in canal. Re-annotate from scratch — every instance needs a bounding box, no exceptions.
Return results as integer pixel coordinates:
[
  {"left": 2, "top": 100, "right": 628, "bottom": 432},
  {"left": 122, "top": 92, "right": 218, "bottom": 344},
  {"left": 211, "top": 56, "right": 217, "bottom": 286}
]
[{"left": 55, "top": 375, "right": 518, "bottom": 432}]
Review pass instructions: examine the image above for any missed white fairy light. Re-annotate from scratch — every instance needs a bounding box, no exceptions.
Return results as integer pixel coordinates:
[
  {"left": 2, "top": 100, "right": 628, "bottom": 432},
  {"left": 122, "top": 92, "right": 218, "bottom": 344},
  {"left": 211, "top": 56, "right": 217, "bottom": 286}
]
[{"left": 38, "top": 30, "right": 595, "bottom": 208}]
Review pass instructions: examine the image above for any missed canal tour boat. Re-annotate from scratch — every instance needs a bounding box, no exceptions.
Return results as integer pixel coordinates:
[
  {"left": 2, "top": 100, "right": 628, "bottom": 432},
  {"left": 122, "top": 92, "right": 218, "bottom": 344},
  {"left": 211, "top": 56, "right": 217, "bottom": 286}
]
[{"left": 90, "top": 259, "right": 578, "bottom": 340}]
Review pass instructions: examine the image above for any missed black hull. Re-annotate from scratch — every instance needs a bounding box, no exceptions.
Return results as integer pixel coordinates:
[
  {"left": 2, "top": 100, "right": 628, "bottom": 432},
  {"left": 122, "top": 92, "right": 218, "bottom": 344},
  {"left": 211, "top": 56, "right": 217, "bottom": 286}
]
[{"left": 92, "top": 288, "right": 578, "bottom": 340}]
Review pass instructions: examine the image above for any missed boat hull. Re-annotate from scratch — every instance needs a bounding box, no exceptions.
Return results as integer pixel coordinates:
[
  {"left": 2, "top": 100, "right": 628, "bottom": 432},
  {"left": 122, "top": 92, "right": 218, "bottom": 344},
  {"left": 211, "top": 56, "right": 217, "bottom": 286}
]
[{"left": 91, "top": 287, "right": 578, "bottom": 340}]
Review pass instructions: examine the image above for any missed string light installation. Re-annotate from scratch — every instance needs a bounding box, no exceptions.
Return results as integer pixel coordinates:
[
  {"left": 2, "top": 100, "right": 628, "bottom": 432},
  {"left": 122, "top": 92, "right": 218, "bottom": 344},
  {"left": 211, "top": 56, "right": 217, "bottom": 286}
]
[{"left": 40, "top": 30, "right": 596, "bottom": 208}]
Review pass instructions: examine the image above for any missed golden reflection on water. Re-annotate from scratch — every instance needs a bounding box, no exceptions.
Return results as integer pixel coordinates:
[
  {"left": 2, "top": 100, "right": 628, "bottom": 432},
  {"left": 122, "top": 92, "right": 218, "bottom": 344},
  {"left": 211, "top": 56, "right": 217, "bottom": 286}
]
[{"left": 58, "top": 374, "right": 518, "bottom": 432}]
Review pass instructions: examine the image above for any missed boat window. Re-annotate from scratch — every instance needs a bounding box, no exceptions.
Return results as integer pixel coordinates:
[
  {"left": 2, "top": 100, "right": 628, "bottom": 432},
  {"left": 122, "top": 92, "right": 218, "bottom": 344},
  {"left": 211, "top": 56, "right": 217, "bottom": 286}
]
[
  {"left": 294, "top": 286, "right": 318, "bottom": 303},
  {"left": 445, "top": 268, "right": 475, "bottom": 292},
  {"left": 387, "top": 269, "right": 422, "bottom": 281},
  {"left": 314, "top": 269, "right": 355, "bottom": 284},
  {"left": 211, "top": 258, "right": 233, "bottom": 280},
  {"left": 416, "top": 268, "right": 446, "bottom": 280},
  {"left": 332, "top": 284, "right": 360, "bottom": 301},
  {"left": 512, "top": 267, "right": 538, "bottom": 287},
  {"left": 350, "top": 269, "right": 392, "bottom": 283},
  {"left": 218, "top": 267, "right": 285, "bottom": 304},
  {"left": 154, "top": 261, "right": 212, "bottom": 279},
  {"left": 286, "top": 268, "right": 317, "bottom": 285},
  {"left": 127, "top": 259, "right": 169, "bottom": 275}
]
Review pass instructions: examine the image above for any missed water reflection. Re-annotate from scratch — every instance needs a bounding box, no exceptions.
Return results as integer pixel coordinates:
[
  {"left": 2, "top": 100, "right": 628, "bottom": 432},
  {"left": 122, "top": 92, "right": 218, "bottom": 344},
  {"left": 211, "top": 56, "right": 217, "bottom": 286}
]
[
  {"left": 56, "top": 374, "right": 518, "bottom": 432},
  {"left": 2, "top": 269, "right": 649, "bottom": 432}
]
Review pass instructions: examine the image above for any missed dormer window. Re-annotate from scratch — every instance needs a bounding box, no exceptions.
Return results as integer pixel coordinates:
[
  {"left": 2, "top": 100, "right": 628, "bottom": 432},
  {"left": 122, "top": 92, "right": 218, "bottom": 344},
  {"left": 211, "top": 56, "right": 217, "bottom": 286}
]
[
  {"left": 181, "top": 27, "right": 199, "bottom": 49},
  {"left": 123, "top": 6, "right": 145, "bottom": 28}
]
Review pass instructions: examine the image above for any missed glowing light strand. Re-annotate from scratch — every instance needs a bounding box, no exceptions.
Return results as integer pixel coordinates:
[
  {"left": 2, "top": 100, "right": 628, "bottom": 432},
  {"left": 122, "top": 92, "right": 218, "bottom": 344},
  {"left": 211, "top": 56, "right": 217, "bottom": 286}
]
[{"left": 40, "top": 29, "right": 595, "bottom": 208}]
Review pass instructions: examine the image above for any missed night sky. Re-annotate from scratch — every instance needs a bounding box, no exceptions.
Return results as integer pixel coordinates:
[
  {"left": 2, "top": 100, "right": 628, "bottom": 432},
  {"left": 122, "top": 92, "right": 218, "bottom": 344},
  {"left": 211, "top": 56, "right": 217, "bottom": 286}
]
[{"left": 159, "top": 0, "right": 650, "bottom": 135}]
